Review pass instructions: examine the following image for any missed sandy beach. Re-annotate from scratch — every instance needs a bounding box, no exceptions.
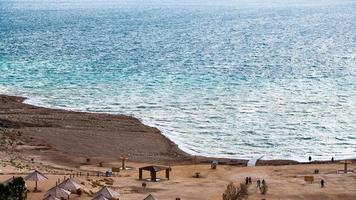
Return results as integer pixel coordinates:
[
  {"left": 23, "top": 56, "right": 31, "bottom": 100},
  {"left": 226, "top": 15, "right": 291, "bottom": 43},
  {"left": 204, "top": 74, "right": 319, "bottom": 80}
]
[
  {"left": 1, "top": 94, "right": 355, "bottom": 199},
  {"left": 0, "top": 154, "right": 355, "bottom": 200},
  {"left": 0, "top": 94, "right": 192, "bottom": 166}
]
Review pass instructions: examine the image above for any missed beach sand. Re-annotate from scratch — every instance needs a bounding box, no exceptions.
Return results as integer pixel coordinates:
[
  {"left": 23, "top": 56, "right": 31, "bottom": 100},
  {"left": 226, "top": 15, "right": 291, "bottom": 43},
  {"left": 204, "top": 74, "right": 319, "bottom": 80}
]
[
  {"left": 0, "top": 94, "right": 192, "bottom": 166},
  {"left": 0, "top": 158, "right": 355, "bottom": 200},
  {"left": 1, "top": 94, "right": 355, "bottom": 199}
]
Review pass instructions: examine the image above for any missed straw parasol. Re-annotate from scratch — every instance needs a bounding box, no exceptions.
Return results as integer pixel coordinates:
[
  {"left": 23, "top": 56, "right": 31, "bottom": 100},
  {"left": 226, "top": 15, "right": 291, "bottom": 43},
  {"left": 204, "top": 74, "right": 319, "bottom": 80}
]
[
  {"left": 44, "top": 186, "right": 71, "bottom": 199},
  {"left": 93, "top": 186, "right": 119, "bottom": 199},
  {"left": 25, "top": 170, "right": 48, "bottom": 191},
  {"left": 92, "top": 194, "right": 109, "bottom": 200},
  {"left": 58, "top": 178, "right": 81, "bottom": 192},
  {"left": 144, "top": 194, "right": 158, "bottom": 200},
  {"left": 43, "top": 194, "right": 60, "bottom": 200}
]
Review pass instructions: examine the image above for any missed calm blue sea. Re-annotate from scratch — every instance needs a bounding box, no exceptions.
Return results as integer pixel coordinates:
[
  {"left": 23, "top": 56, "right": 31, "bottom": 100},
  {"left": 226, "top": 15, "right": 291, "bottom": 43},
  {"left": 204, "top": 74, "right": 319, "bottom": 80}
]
[{"left": 1, "top": 0, "right": 355, "bottom": 161}]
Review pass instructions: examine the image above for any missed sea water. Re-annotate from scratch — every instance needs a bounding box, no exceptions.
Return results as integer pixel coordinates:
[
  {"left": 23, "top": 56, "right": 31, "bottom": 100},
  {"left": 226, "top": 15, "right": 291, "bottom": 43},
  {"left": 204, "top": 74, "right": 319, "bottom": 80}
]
[{"left": 0, "top": 0, "right": 355, "bottom": 161}]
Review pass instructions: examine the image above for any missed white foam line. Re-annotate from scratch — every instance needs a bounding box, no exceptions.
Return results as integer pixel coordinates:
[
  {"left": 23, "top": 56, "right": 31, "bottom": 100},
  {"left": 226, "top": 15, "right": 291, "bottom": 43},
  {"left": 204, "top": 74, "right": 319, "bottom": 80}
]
[
  {"left": 0, "top": 85, "right": 11, "bottom": 95},
  {"left": 1, "top": 85, "right": 353, "bottom": 162}
]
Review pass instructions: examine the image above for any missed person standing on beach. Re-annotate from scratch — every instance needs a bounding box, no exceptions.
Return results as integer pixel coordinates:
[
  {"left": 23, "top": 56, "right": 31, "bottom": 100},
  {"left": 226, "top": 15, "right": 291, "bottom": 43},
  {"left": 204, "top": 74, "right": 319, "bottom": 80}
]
[
  {"left": 257, "top": 179, "right": 261, "bottom": 188},
  {"left": 309, "top": 156, "right": 312, "bottom": 162},
  {"left": 245, "top": 177, "right": 249, "bottom": 185},
  {"left": 248, "top": 177, "right": 252, "bottom": 184},
  {"left": 321, "top": 179, "right": 325, "bottom": 188}
]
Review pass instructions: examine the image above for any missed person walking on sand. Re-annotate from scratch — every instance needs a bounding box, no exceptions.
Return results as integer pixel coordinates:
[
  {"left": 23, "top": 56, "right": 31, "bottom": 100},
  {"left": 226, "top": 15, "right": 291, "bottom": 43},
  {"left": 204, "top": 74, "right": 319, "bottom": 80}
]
[
  {"left": 262, "top": 179, "right": 266, "bottom": 186},
  {"left": 257, "top": 179, "right": 261, "bottom": 188},
  {"left": 309, "top": 156, "right": 312, "bottom": 162},
  {"left": 245, "top": 177, "right": 249, "bottom": 185},
  {"left": 321, "top": 179, "right": 325, "bottom": 188},
  {"left": 248, "top": 177, "right": 252, "bottom": 184}
]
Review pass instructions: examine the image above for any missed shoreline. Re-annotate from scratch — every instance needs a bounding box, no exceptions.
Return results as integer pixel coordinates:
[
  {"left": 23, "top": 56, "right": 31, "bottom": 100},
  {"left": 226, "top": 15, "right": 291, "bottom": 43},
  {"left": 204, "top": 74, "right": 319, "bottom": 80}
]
[
  {"left": 0, "top": 94, "right": 351, "bottom": 167},
  {"left": 19, "top": 94, "right": 355, "bottom": 163}
]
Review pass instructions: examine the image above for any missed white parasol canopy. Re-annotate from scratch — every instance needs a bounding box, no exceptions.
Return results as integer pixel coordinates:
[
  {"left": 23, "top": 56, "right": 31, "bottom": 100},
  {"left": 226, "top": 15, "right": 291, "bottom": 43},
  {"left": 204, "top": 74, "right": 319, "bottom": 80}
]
[
  {"left": 43, "top": 194, "right": 60, "bottom": 200},
  {"left": 45, "top": 186, "right": 71, "bottom": 199},
  {"left": 58, "top": 178, "right": 81, "bottom": 192},
  {"left": 93, "top": 186, "right": 119, "bottom": 199},
  {"left": 25, "top": 170, "right": 48, "bottom": 181},
  {"left": 25, "top": 170, "right": 48, "bottom": 191},
  {"left": 92, "top": 194, "right": 109, "bottom": 200},
  {"left": 144, "top": 194, "right": 158, "bottom": 200}
]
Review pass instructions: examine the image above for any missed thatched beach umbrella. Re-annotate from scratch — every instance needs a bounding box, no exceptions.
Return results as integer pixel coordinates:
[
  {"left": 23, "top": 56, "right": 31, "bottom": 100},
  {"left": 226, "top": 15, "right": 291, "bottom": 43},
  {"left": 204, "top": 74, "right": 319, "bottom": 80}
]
[
  {"left": 25, "top": 170, "right": 48, "bottom": 191},
  {"left": 93, "top": 186, "right": 119, "bottom": 199},
  {"left": 44, "top": 186, "right": 71, "bottom": 199},
  {"left": 58, "top": 178, "right": 81, "bottom": 192},
  {"left": 92, "top": 194, "right": 109, "bottom": 200},
  {"left": 144, "top": 194, "right": 158, "bottom": 200},
  {"left": 43, "top": 194, "right": 60, "bottom": 200}
]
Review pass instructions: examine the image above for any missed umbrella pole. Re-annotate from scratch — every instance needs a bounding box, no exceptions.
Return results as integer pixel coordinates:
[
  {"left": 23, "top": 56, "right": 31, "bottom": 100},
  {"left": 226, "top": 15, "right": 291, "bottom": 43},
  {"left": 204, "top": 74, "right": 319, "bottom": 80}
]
[{"left": 35, "top": 181, "right": 37, "bottom": 192}]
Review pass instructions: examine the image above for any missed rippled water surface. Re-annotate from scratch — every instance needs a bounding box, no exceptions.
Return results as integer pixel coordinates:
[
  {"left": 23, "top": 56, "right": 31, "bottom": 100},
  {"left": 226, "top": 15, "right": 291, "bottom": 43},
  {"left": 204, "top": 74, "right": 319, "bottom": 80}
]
[{"left": 1, "top": 0, "right": 355, "bottom": 161}]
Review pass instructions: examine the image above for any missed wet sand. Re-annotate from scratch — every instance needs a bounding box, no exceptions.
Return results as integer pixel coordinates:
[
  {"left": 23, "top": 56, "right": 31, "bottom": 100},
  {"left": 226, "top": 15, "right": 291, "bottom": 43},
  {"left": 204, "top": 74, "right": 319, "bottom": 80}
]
[{"left": 0, "top": 94, "right": 192, "bottom": 166}]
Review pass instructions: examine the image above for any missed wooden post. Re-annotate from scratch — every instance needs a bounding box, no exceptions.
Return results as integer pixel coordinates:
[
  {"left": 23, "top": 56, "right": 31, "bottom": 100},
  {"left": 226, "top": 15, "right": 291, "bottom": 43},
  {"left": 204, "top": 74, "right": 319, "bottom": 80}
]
[
  {"left": 340, "top": 160, "right": 352, "bottom": 173},
  {"left": 120, "top": 156, "right": 128, "bottom": 170},
  {"left": 151, "top": 171, "right": 156, "bottom": 182},
  {"left": 139, "top": 169, "right": 143, "bottom": 180},
  {"left": 166, "top": 168, "right": 170, "bottom": 180}
]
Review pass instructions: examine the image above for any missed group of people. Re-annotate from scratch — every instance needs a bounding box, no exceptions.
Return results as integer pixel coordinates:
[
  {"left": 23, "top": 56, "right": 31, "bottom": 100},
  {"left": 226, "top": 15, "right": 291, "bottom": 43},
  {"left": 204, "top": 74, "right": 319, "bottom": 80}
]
[
  {"left": 245, "top": 177, "right": 252, "bottom": 185},
  {"left": 245, "top": 177, "right": 266, "bottom": 189}
]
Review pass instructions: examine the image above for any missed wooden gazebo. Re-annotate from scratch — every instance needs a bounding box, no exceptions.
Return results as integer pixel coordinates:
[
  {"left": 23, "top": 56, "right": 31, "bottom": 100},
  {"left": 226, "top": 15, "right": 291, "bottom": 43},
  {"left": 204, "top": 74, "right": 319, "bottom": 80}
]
[{"left": 139, "top": 165, "right": 171, "bottom": 182}]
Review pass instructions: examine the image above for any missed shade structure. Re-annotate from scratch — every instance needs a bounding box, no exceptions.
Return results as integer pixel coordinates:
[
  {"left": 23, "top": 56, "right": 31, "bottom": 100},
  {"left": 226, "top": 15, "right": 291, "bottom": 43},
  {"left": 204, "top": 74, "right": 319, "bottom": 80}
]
[
  {"left": 92, "top": 194, "right": 109, "bottom": 200},
  {"left": 43, "top": 194, "right": 60, "bottom": 200},
  {"left": 139, "top": 165, "right": 171, "bottom": 182},
  {"left": 25, "top": 170, "right": 48, "bottom": 181},
  {"left": 93, "top": 186, "right": 119, "bottom": 199},
  {"left": 144, "top": 194, "right": 158, "bottom": 200},
  {"left": 58, "top": 178, "right": 81, "bottom": 192},
  {"left": 25, "top": 170, "right": 48, "bottom": 191},
  {"left": 45, "top": 186, "right": 71, "bottom": 199}
]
